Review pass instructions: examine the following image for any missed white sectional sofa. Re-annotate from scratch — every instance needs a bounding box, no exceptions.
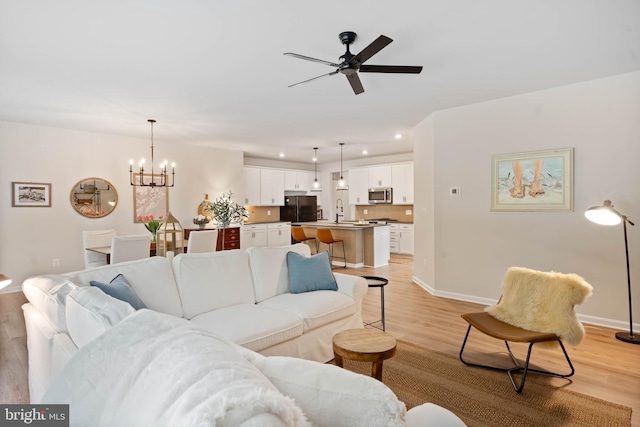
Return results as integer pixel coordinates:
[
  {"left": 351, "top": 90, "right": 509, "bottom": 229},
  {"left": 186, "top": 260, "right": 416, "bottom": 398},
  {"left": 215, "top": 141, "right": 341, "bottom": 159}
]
[{"left": 21, "top": 244, "right": 466, "bottom": 426}]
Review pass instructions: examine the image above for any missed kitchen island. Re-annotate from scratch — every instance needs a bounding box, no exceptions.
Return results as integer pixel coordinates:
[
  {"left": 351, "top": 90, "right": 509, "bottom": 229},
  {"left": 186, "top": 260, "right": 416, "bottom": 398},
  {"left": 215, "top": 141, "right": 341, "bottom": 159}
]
[{"left": 293, "top": 221, "right": 390, "bottom": 268}]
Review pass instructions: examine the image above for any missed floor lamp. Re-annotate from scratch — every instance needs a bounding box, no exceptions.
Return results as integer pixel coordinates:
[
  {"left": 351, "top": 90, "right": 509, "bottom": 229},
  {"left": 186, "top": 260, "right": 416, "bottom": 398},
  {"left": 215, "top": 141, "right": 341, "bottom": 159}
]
[{"left": 585, "top": 200, "right": 638, "bottom": 344}]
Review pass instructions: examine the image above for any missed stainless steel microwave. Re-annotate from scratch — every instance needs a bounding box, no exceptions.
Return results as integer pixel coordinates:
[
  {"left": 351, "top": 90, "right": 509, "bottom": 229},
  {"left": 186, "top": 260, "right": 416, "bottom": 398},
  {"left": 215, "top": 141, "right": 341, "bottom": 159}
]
[{"left": 368, "top": 187, "right": 392, "bottom": 204}]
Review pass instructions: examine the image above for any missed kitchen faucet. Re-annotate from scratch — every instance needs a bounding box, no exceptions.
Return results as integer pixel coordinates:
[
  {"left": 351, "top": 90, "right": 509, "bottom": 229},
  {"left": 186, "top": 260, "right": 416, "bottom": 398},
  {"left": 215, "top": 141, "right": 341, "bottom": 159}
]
[{"left": 335, "top": 198, "right": 344, "bottom": 223}]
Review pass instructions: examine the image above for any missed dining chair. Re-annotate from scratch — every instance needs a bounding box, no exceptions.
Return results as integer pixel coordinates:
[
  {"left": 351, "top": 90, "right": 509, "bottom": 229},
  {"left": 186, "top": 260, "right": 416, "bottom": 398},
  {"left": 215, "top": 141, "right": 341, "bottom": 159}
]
[
  {"left": 186, "top": 230, "right": 218, "bottom": 253},
  {"left": 83, "top": 229, "right": 116, "bottom": 268},
  {"left": 110, "top": 235, "right": 151, "bottom": 264}
]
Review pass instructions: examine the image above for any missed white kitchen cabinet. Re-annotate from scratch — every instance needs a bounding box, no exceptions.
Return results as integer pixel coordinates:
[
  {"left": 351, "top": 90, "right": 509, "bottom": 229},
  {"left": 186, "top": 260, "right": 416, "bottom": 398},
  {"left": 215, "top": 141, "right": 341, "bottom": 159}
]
[
  {"left": 389, "top": 223, "right": 414, "bottom": 255},
  {"left": 242, "top": 224, "right": 267, "bottom": 249},
  {"left": 348, "top": 168, "right": 369, "bottom": 205},
  {"left": 243, "top": 167, "right": 261, "bottom": 205},
  {"left": 284, "top": 170, "right": 312, "bottom": 193},
  {"left": 398, "top": 224, "right": 414, "bottom": 255},
  {"left": 392, "top": 163, "right": 414, "bottom": 205},
  {"left": 368, "top": 165, "right": 392, "bottom": 188},
  {"left": 389, "top": 224, "right": 399, "bottom": 253},
  {"left": 267, "top": 222, "right": 292, "bottom": 247},
  {"left": 260, "top": 169, "right": 285, "bottom": 206}
]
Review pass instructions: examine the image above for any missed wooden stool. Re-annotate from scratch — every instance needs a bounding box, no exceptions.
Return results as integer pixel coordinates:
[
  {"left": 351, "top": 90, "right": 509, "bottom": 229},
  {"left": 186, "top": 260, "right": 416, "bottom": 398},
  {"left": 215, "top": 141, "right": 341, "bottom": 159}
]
[{"left": 332, "top": 328, "right": 397, "bottom": 381}]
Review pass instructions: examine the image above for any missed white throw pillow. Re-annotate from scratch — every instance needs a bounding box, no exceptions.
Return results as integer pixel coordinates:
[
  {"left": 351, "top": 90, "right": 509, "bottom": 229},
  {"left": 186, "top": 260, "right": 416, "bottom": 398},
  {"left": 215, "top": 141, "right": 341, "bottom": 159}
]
[
  {"left": 65, "top": 286, "right": 135, "bottom": 348},
  {"left": 247, "top": 244, "right": 311, "bottom": 302},
  {"left": 251, "top": 356, "right": 406, "bottom": 427},
  {"left": 22, "top": 275, "right": 77, "bottom": 333}
]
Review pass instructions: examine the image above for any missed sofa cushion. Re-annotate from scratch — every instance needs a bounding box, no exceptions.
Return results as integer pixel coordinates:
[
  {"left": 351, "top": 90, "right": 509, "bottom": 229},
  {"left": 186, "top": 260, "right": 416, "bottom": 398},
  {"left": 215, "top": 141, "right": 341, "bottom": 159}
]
[
  {"left": 64, "top": 257, "right": 183, "bottom": 318},
  {"left": 22, "top": 275, "right": 78, "bottom": 333},
  {"left": 90, "top": 274, "right": 147, "bottom": 310},
  {"left": 251, "top": 355, "right": 406, "bottom": 427},
  {"left": 258, "top": 291, "right": 356, "bottom": 332},
  {"left": 172, "top": 250, "right": 256, "bottom": 319},
  {"left": 190, "top": 304, "right": 304, "bottom": 352},
  {"left": 66, "top": 286, "right": 135, "bottom": 348},
  {"left": 287, "top": 251, "right": 337, "bottom": 294},
  {"left": 247, "top": 244, "right": 311, "bottom": 303}
]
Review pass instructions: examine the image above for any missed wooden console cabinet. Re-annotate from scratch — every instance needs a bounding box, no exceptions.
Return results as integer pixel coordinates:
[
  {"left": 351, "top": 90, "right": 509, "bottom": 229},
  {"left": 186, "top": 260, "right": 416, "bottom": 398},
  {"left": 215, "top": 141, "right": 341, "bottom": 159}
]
[{"left": 184, "top": 226, "right": 241, "bottom": 251}]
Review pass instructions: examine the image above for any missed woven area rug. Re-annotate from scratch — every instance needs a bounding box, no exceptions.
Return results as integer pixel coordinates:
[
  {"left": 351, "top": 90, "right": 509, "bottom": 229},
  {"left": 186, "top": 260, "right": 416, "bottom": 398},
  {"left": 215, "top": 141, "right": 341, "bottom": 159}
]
[{"left": 335, "top": 340, "right": 632, "bottom": 427}]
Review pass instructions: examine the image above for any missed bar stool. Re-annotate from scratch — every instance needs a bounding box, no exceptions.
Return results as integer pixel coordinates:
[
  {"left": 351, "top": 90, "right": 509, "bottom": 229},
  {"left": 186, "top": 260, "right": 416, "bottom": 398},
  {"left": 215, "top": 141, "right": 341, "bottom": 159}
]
[
  {"left": 291, "top": 226, "right": 318, "bottom": 253},
  {"left": 316, "top": 228, "right": 346, "bottom": 268},
  {"left": 361, "top": 276, "right": 389, "bottom": 331}
]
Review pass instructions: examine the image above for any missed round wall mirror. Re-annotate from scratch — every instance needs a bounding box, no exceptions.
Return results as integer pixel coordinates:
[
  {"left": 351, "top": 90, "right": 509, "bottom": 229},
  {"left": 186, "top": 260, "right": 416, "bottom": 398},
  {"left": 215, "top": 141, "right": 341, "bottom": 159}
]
[{"left": 70, "top": 177, "right": 118, "bottom": 218}]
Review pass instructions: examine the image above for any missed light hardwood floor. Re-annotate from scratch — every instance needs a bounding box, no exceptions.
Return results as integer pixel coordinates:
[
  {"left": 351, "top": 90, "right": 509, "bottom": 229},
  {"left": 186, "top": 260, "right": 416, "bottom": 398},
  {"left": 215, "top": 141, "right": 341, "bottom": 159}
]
[{"left": 1, "top": 260, "right": 638, "bottom": 425}]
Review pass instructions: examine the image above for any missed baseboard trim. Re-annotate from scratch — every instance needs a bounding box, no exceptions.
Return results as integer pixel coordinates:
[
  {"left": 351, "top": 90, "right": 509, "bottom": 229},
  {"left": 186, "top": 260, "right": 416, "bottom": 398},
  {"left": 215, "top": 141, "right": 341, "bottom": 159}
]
[
  {"left": 411, "top": 275, "right": 639, "bottom": 331},
  {"left": 0, "top": 283, "right": 21, "bottom": 294}
]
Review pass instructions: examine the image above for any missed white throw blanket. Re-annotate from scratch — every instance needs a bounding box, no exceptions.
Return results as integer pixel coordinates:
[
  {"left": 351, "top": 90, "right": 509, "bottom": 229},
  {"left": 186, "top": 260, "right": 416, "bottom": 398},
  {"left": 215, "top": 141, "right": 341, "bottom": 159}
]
[
  {"left": 485, "top": 266, "right": 593, "bottom": 346},
  {"left": 43, "top": 309, "right": 309, "bottom": 427}
]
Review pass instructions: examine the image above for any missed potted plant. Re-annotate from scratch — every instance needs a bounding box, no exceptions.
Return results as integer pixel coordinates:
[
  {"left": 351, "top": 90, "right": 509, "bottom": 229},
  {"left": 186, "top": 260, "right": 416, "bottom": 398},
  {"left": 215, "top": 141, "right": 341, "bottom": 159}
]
[
  {"left": 202, "top": 191, "right": 249, "bottom": 249},
  {"left": 137, "top": 214, "right": 164, "bottom": 242}
]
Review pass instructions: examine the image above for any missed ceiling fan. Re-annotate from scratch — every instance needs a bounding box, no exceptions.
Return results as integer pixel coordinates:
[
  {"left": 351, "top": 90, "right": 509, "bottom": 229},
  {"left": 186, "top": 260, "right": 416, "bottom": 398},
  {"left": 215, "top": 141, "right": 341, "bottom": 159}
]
[{"left": 284, "top": 31, "right": 422, "bottom": 95}]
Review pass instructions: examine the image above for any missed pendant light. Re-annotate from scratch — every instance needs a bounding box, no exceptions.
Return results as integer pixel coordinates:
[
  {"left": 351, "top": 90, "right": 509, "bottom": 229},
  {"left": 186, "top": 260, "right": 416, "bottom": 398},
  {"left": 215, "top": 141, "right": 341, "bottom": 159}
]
[
  {"left": 336, "top": 143, "right": 349, "bottom": 190},
  {"left": 310, "top": 147, "right": 322, "bottom": 192},
  {"left": 130, "top": 119, "right": 175, "bottom": 187}
]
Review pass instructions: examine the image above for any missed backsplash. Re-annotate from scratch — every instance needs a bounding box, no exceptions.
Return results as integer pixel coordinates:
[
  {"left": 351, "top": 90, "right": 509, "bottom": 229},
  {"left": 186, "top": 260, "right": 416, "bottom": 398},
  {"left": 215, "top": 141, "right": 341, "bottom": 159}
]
[
  {"left": 355, "top": 205, "right": 414, "bottom": 223},
  {"left": 245, "top": 206, "right": 281, "bottom": 223}
]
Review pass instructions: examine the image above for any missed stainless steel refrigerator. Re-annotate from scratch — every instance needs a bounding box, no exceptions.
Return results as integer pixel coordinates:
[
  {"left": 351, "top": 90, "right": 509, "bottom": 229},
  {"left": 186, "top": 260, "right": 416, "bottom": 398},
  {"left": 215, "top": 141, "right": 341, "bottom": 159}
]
[{"left": 280, "top": 195, "right": 317, "bottom": 222}]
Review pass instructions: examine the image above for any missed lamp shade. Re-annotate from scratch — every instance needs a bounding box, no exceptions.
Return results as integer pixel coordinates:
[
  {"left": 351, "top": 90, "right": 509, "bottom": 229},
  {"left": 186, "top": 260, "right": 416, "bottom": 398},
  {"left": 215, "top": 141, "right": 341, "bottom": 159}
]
[
  {"left": 585, "top": 200, "right": 622, "bottom": 226},
  {"left": 0, "top": 274, "right": 12, "bottom": 289}
]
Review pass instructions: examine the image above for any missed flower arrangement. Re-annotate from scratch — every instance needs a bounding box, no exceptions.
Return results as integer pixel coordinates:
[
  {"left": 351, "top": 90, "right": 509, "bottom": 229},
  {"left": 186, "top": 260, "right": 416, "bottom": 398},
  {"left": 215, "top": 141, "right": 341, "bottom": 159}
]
[
  {"left": 138, "top": 214, "right": 164, "bottom": 241},
  {"left": 202, "top": 191, "right": 249, "bottom": 228},
  {"left": 193, "top": 214, "right": 210, "bottom": 227}
]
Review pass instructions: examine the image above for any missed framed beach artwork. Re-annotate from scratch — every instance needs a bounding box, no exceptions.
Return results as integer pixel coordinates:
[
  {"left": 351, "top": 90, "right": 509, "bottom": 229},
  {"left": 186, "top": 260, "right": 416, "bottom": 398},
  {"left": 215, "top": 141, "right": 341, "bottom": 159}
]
[
  {"left": 490, "top": 148, "right": 574, "bottom": 212},
  {"left": 132, "top": 174, "right": 169, "bottom": 222},
  {"left": 12, "top": 182, "right": 52, "bottom": 207}
]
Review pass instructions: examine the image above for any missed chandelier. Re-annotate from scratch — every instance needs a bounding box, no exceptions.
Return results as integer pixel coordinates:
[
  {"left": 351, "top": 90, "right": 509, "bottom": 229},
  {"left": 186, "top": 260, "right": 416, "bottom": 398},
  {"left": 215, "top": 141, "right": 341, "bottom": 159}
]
[{"left": 130, "top": 119, "right": 175, "bottom": 187}]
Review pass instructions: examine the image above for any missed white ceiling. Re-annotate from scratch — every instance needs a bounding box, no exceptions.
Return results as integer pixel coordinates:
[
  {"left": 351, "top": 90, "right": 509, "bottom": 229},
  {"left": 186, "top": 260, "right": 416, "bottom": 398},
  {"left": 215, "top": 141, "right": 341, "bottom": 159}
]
[{"left": 1, "top": 1, "right": 638, "bottom": 164}]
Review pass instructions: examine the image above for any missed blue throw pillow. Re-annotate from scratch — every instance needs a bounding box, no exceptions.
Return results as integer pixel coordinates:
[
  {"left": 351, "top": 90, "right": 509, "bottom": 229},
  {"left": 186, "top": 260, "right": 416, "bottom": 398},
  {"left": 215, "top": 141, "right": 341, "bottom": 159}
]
[
  {"left": 90, "top": 274, "right": 147, "bottom": 310},
  {"left": 287, "top": 251, "right": 338, "bottom": 294}
]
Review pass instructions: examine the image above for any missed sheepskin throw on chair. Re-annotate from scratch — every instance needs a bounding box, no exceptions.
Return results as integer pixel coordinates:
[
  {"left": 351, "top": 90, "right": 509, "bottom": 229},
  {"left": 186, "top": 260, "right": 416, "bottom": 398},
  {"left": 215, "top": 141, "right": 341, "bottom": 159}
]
[{"left": 485, "top": 267, "right": 593, "bottom": 346}]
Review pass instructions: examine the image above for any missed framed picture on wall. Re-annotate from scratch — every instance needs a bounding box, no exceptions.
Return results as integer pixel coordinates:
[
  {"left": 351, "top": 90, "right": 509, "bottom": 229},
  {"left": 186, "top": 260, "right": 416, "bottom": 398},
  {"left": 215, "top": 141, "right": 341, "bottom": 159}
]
[
  {"left": 490, "top": 148, "right": 574, "bottom": 212},
  {"left": 12, "top": 182, "right": 52, "bottom": 207},
  {"left": 132, "top": 174, "right": 169, "bottom": 222}
]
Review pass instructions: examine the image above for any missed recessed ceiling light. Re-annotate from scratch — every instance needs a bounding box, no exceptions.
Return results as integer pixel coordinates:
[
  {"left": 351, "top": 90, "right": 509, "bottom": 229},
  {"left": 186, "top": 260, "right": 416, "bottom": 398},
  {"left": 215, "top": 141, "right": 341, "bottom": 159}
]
[
  {"left": 279, "top": 153, "right": 285, "bottom": 158},
  {"left": 395, "top": 133, "right": 402, "bottom": 140},
  {"left": 362, "top": 150, "right": 368, "bottom": 155}
]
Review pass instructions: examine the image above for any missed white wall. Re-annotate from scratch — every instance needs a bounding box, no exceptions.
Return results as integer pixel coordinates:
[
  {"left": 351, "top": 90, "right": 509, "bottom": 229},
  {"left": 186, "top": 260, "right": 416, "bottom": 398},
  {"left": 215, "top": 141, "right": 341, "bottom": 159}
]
[
  {"left": 413, "top": 71, "right": 640, "bottom": 329},
  {"left": 0, "top": 121, "right": 244, "bottom": 292}
]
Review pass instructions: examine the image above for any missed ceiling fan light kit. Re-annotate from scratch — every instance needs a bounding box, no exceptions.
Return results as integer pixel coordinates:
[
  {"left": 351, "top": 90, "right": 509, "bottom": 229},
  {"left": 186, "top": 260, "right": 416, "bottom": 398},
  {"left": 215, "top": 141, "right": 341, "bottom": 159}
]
[{"left": 284, "top": 31, "right": 422, "bottom": 95}]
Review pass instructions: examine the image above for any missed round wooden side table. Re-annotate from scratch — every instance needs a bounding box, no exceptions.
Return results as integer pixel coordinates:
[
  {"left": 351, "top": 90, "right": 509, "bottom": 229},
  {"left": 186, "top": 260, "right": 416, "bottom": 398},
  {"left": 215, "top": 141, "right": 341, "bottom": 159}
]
[{"left": 332, "top": 328, "right": 397, "bottom": 381}]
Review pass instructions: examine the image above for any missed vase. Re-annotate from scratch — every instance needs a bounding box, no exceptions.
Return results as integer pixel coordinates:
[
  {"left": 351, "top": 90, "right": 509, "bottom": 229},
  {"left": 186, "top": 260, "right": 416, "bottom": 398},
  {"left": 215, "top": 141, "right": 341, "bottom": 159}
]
[
  {"left": 198, "top": 224, "right": 206, "bottom": 229},
  {"left": 151, "top": 232, "right": 157, "bottom": 243}
]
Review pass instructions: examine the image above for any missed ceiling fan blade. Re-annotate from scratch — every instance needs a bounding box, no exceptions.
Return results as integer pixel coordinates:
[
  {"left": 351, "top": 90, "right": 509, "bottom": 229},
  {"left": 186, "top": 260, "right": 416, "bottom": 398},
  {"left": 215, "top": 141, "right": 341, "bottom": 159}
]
[
  {"left": 346, "top": 73, "right": 364, "bottom": 95},
  {"left": 350, "top": 35, "right": 393, "bottom": 66},
  {"left": 288, "top": 70, "right": 339, "bottom": 88},
  {"left": 359, "top": 64, "right": 423, "bottom": 74},
  {"left": 284, "top": 52, "right": 340, "bottom": 68}
]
